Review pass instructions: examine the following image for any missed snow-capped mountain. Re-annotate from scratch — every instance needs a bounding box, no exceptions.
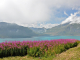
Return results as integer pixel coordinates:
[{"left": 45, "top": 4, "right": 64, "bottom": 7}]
[
  {"left": 45, "top": 12, "right": 80, "bottom": 36},
  {"left": 45, "top": 23, "right": 80, "bottom": 36}
]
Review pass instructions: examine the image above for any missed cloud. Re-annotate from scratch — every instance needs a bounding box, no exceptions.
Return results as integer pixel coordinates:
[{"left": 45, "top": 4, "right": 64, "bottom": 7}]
[
  {"left": 0, "top": 0, "right": 51, "bottom": 23},
  {"left": 40, "top": 23, "right": 59, "bottom": 28},
  {"left": 0, "top": 0, "right": 80, "bottom": 28},
  {"left": 61, "top": 11, "right": 80, "bottom": 24},
  {"left": 64, "top": 11, "right": 68, "bottom": 16},
  {"left": 25, "top": 23, "right": 59, "bottom": 28}
]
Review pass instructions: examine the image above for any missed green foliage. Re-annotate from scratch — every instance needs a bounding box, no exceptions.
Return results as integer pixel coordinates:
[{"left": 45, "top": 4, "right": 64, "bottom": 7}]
[
  {"left": 53, "top": 42, "right": 79, "bottom": 55},
  {"left": 27, "top": 42, "right": 78, "bottom": 57},
  {"left": 27, "top": 47, "right": 42, "bottom": 57},
  {"left": 0, "top": 40, "right": 79, "bottom": 58},
  {"left": 0, "top": 46, "right": 29, "bottom": 58}
]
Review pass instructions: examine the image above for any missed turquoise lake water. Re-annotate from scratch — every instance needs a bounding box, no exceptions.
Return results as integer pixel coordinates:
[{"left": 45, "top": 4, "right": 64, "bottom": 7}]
[{"left": 0, "top": 36, "right": 80, "bottom": 43}]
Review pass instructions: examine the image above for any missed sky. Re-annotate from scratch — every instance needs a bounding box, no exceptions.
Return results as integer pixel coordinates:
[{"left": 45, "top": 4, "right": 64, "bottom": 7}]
[{"left": 0, "top": 0, "right": 80, "bottom": 28}]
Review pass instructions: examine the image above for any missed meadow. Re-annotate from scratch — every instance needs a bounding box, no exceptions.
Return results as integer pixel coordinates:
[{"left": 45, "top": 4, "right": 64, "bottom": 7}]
[{"left": 0, "top": 39, "right": 78, "bottom": 58}]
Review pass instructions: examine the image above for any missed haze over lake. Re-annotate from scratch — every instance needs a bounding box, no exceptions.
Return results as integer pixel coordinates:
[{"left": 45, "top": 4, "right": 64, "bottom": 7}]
[{"left": 0, "top": 36, "right": 80, "bottom": 43}]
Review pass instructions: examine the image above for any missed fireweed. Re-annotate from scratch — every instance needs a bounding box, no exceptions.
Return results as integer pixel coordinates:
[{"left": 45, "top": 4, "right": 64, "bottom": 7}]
[{"left": 0, "top": 39, "right": 78, "bottom": 57}]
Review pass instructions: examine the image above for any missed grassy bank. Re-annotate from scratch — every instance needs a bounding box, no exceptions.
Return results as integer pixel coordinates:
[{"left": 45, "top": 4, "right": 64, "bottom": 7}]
[{"left": 53, "top": 43, "right": 80, "bottom": 60}]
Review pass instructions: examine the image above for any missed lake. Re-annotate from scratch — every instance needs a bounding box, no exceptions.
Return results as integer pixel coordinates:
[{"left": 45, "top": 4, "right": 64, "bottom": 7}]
[{"left": 0, "top": 36, "right": 80, "bottom": 43}]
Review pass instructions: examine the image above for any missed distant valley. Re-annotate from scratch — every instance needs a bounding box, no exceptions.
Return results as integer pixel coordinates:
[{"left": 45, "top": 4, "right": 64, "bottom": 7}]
[{"left": 29, "top": 27, "right": 47, "bottom": 33}]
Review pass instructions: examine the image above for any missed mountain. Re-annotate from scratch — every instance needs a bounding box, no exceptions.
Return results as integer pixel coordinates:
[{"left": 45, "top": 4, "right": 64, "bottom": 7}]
[
  {"left": 45, "top": 19, "right": 80, "bottom": 36},
  {"left": 0, "top": 22, "right": 39, "bottom": 38}
]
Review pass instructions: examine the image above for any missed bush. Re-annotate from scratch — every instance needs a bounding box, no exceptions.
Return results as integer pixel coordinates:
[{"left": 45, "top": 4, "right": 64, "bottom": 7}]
[
  {"left": 27, "top": 47, "right": 42, "bottom": 57},
  {"left": 0, "top": 46, "right": 29, "bottom": 57}
]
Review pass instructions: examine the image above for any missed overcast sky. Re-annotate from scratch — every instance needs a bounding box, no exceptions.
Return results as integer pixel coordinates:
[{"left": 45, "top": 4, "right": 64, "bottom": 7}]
[{"left": 0, "top": 0, "right": 80, "bottom": 28}]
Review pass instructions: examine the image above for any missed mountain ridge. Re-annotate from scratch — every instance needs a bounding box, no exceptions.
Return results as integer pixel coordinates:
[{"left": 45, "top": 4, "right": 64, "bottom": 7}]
[
  {"left": 45, "top": 23, "right": 80, "bottom": 36},
  {"left": 0, "top": 22, "right": 39, "bottom": 38}
]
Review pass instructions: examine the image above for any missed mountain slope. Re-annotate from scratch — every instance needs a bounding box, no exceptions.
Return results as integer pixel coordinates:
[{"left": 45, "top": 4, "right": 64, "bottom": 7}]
[
  {"left": 0, "top": 22, "right": 38, "bottom": 38},
  {"left": 45, "top": 23, "right": 80, "bottom": 36}
]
